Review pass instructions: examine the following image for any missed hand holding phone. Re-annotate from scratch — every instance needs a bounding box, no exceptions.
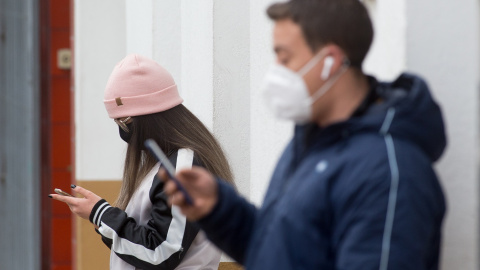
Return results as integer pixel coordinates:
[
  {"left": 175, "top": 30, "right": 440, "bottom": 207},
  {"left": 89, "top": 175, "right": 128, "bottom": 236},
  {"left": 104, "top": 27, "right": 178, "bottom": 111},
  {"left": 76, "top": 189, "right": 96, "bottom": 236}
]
[
  {"left": 144, "top": 139, "right": 194, "bottom": 205},
  {"left": 54, "top": 188, "right": 74, "bottom": 197}
]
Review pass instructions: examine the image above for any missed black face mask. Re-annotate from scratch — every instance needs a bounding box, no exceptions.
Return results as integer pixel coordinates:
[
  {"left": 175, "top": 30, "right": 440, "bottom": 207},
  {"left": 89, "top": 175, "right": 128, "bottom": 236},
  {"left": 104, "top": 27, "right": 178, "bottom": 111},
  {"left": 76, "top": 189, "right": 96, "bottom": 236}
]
[{"left": 119, "top": 123, "right": 133, "bottom": 143}]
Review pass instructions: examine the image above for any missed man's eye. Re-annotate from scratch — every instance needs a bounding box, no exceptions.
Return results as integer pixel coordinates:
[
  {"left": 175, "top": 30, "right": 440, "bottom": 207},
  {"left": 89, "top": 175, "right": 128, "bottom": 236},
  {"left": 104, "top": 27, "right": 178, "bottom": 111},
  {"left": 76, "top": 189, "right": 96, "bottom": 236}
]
[{"left": 280, "top": 59, "right": 289, "bottom": 65}]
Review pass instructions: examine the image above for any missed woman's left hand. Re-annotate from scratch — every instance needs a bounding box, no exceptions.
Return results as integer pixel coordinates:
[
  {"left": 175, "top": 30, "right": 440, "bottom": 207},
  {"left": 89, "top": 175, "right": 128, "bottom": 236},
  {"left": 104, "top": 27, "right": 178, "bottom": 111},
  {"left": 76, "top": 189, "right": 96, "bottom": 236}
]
[{"left": 50, "top": 185, "right": 102, "bottom": 220}]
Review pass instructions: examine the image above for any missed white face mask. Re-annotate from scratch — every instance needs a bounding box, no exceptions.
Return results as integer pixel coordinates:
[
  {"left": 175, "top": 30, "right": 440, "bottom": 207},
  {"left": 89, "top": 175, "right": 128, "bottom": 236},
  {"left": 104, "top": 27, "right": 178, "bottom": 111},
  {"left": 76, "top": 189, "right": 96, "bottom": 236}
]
[{"left": 262, "top": 52, "right": 349, "bottom": 124}]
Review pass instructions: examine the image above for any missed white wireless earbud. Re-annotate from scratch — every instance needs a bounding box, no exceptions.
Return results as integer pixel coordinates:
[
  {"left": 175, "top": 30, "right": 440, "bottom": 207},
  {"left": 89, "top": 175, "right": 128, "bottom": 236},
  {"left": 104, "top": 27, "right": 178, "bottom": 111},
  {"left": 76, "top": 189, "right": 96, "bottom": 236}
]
[{"left": 321, "top": 56, "right": 334, "bottom": 80}]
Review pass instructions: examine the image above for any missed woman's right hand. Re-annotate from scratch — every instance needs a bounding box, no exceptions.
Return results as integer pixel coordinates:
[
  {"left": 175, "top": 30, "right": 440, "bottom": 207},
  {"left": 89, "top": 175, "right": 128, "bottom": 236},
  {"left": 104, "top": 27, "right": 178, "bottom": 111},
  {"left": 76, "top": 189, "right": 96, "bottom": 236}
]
[
  {"left": 161, "top": 166, "right": 218, "bottom": 221},
  {"left": 50, "top": 185, "right": 102, "bottom": 220}
]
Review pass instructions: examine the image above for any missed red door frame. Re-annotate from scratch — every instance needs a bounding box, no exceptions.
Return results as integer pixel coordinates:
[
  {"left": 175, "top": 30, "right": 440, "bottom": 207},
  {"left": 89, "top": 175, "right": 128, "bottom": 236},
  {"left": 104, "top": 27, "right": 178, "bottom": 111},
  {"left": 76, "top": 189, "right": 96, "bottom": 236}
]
[{"left": 40, "top": 0, "right": 75, "bottom": 269}]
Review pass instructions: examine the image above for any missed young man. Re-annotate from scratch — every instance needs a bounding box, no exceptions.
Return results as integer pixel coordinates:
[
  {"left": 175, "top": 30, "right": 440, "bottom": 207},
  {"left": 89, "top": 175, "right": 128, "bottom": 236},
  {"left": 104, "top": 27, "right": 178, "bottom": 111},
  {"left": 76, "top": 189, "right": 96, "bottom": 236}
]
[{"left": 164, "top": 0, "right": 447, "bottom": 269}]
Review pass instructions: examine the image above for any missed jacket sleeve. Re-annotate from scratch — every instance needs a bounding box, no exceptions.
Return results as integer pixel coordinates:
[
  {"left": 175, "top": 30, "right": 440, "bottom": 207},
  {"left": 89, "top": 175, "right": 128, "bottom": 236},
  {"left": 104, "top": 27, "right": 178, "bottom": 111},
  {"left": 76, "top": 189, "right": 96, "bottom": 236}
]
[
  {"left": 94, "top": 228, "right": 112, "bottom": 249},
  {"left": 90, "top": 175, "right": 200, "bottom": 270},
  {"left": 197, "top": 179, "right": 257, "bottom": 264}
]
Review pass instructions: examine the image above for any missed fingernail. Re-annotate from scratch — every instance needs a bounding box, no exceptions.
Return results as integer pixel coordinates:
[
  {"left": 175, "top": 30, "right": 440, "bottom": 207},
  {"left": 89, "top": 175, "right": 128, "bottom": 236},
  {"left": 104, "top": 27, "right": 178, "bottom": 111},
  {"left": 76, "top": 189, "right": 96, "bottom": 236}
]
[
  {"left": 71, "top": 184, "right": 76, "bottom": 189},
  {"left": 48, "top": 195, "right": 52, "bottom": 198}
]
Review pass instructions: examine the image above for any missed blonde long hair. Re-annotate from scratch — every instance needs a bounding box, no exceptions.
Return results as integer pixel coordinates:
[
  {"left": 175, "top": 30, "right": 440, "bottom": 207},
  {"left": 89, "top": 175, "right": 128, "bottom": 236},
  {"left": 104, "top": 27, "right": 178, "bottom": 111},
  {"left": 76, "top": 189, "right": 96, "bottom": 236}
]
[{"left": 115, "top": 104, "right": 234, "bottom": 210}]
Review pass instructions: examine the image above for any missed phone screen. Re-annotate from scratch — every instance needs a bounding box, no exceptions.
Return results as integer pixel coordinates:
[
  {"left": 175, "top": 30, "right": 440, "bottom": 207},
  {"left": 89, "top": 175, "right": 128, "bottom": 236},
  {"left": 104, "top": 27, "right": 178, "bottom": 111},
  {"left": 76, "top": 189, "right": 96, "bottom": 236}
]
[{"left": 144, "top": 139, "right": 194, "bottom": 205}]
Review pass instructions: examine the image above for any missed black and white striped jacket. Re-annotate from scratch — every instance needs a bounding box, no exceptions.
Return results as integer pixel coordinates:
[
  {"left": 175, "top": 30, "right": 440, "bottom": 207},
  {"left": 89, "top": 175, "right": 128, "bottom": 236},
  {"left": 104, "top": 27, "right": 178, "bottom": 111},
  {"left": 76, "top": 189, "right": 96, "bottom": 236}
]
[{"left": 90, "top": 149, "right": 222, "bottom": 270}]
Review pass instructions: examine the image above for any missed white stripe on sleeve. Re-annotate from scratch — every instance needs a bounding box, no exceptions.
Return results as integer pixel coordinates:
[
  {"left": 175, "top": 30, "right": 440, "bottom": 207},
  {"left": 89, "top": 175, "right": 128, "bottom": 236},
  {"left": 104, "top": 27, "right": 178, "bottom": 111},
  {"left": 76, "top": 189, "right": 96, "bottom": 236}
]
[{"left": 93, "top": 202, "right": 109, "bottom": 225}]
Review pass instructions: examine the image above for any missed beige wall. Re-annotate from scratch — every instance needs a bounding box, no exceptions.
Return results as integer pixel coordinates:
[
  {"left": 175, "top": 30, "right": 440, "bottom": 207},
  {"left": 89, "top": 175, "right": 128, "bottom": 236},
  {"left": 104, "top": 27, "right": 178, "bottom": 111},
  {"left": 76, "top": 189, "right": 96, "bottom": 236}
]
[{"left": 75, "top": 180, "right": 122, "bottom": 270}]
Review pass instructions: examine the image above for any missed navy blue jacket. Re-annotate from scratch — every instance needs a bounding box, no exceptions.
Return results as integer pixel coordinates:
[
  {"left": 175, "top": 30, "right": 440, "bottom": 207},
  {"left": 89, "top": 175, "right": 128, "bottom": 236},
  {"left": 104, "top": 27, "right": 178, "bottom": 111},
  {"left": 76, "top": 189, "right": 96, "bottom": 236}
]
[{"left": 199, "top": 73, "right": 446, "bottom": 270}]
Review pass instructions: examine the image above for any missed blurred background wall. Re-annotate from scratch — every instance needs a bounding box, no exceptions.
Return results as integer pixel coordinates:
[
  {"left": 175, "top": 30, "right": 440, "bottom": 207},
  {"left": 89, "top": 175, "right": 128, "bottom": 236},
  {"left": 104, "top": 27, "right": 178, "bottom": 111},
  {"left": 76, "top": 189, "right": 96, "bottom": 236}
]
[
  {"left": 74, "top": 0, "right": 480, "bottom": 269},
  {"left": 0, "top": 0, "right": 478, "bottom": 269}
]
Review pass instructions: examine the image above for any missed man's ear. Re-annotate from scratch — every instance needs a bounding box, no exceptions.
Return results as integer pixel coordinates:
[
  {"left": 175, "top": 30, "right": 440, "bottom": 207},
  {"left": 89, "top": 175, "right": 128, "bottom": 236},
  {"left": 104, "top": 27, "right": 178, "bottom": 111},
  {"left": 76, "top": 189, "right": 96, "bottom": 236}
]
[{"left": 319, "top": 44, "right": 347, "bottom": 80}]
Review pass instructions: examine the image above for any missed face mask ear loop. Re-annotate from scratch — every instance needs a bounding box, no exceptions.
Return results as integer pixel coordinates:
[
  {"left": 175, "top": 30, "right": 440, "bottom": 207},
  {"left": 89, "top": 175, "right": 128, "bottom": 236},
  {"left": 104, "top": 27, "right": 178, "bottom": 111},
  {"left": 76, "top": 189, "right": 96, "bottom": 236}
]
[
  {"left": 308, "top": 58, "right": 350, "bottom": 105},
  {"left": 297, "top": 52, "right": 325, "bottom": 77}
]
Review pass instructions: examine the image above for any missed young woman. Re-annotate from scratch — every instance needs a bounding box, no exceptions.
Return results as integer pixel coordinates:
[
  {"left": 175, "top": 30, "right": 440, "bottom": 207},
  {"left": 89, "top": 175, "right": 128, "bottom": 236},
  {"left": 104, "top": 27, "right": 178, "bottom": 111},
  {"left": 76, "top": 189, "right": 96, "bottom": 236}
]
[{"left": 51, "top": 54, "right": 235, "bottom": 269}]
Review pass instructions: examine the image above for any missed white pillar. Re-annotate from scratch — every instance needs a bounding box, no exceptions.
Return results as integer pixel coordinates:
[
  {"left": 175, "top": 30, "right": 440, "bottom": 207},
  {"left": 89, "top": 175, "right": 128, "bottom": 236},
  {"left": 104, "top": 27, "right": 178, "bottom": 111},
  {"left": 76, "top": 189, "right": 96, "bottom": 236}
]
[
  {"left": 406, "top": 1, "right": 480, "bottom": 269},
  {"left": 363, "top": 0, "right": 407, "bottom": 80},
  {"left": 212, "top": 0, "right": 251, "bottom": 196},
  {"left": 152, "top": 1, "right": 182, "bottom": 90},
  {"left": 74, "top": 0, "right": 127, "bottom": 181},
  {"left": 127, "top": 0, "right": 215, "bottom": 130},
  {"left": 179, "top": 0, "right": 214, "bottom": 130},
  {"left": 125, "top": 0, "right": 153, "bottom": 58},
  {"left": 249, "top": 0, "right": 294, "bottom": 205}
]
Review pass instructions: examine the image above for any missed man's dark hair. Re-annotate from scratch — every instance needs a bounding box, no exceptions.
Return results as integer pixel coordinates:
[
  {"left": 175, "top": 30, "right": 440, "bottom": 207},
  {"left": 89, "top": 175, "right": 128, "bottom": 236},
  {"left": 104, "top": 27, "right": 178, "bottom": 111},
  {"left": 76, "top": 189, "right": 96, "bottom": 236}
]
[{"left": 267, "top": 0, "right": 374, "bottom": 69}]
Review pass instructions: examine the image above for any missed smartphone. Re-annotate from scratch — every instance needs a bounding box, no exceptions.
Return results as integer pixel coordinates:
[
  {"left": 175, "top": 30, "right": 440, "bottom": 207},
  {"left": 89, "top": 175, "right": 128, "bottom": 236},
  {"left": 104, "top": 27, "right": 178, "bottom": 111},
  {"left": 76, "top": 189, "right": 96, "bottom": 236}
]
[
  {"left": 54, "top": 188, "right": 74, "bottom": 197},
  {"left": 144, "top": 139, "right": 194, "bottom": 205}
]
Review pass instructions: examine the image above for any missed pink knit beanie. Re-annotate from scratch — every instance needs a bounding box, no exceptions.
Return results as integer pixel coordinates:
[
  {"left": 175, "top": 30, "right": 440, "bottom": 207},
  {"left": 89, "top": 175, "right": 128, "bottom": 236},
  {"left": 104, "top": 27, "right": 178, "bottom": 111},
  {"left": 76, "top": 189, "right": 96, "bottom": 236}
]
[{"left": 104, "top": 54, "right": 183, "bottom": 119}]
